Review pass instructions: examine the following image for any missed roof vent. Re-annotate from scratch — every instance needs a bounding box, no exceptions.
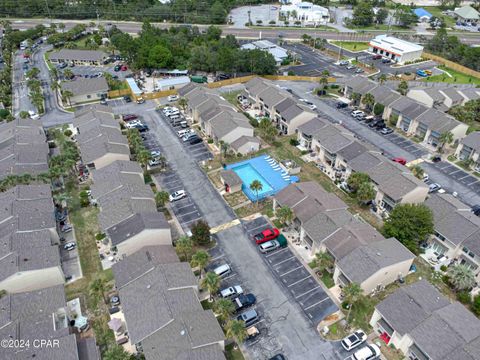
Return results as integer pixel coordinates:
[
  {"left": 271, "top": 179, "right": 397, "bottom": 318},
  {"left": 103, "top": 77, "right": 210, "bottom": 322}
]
[
  {"left": 180, "top": 330, "right": 186, "bottom": 336},
  {"left": 376, "top": 252, "right": 381, "bottom": 256},
  {"left": 146, "top": 284, "right": 151, "bottom": 289}
]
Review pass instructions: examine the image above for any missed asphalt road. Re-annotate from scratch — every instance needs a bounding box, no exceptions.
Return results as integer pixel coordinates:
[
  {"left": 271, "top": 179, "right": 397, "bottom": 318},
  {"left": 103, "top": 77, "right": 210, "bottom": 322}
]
[
  {"left": 8, "top": 18, "right": 480, "bottom": 44},
  {"left": 12, "top": 50, "right": 36, "bottom": 116},
  {"left": 281, "top": 80, "right": 480, "bottom": 207}
]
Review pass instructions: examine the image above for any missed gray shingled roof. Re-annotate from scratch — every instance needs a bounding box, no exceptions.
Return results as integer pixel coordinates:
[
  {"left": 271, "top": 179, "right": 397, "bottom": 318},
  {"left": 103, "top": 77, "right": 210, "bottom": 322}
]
[
  {"left": 230, "top": 135, "right": 260, "bottom": 151},
  {"left": 50, "top": 49, "right": 107, "bottom": 62},
  {"left": 113, "top": 245, "right": 180, "bottom": 289},
  {"left": 62, "top": 77, "right": 108, "bottom": 97},
  {"left": 416, "top": 108, "right": 459, "bottom": 133},
  {"left": 107, "top": 212, "right": 170, "bottom": 246},
  {"left": 297, "top": 118, "right": 329, "bottom": 136},
  {"left": 142, "top": 310, "right": 226, "bottom": 360},
  {"left": 78, "top": 136, "right": 130, "bottom": 165},
  {"left": 337, "top": 238, "right": 414, "bottom": 284},
  {"left": 220, "top": 169, "right": 243, "bottom": 187},
  {"left": 77, "top": 337, "right": 100, "bottom": 360},
  {"left": 370, "top": 85, "right": 402, "bottom": 107},
  {"left": 390, "top": 96, "right": 429, "bottom": 120},
  {"left": 302, "top": 209, "right": 354, "bottom": 245},
  {"left": 346, "top": 76, "right": 378, "bottom": 95},
  {"left": 178, "top": 82, "right": 200, "bottom": 97},
  {"left": 314, "top": 125, "right": 354, "bottom": 153},
  {"left": 461, "top": 132, "right": 480, "bottom": 153},
  {"left": 337, "top": 140, "right": 368, "bottom": 161},
  {"left": 119, "top": 264, "right": 199, "bottom": 344},
  {"left": 376, "top": 280, "right": 449, "bottom": 336}
]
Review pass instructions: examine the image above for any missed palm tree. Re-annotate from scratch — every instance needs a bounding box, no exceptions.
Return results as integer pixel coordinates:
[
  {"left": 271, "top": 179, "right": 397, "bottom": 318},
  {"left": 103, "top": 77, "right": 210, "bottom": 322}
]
[
  {"left": 61, "top": 89, "right": 73, "bottom": 107},
  {"left": 191, "top": 250, "right": 210, "bottom": 278},
  {"left": 64, "top": 42, "right": 76, "bottom": 49},
  {"left": 351, "top": 92, "right": 361, "bottom": 106},
  {"left": 201, "top": 272, "right": 221, "bottom": 300},
  {"left": 50, "top": 81, "right": 61, "bottom": 101},
  {"left": 19, "top": 111, "right": 29, "bottom": 119},
  {"left": 178, "top": 97, "right": 188, "bottom": 112},
  {"left": 277, "top": 206, "right": 294, "bottom": 225},
  {"left": 155, "top": 191, "right": 170, "bottom": 209},
  {"left": 249, "top": 180, "right": 263, "bottom": 206},
  {"left": 219, "top": 140, "right": 230, "bottom": 161},
  {"left": 378, "top": 74, "right": 387, "bottom": 84},
  {"left": 397, "top": 80, "right": 409, "bottom": 96},
  {"left": 63, "top": 68, "right": 74, "bottom": 80},
  {"left": 214, "top": 298, "right": 235, "bottom": 322},
  {"left": 411, "top": 165, "right": 424, "bottom": 180},
  {"left": 175, "top": 235, "right": 193, "bottom": 261},
  {"left": 137, "top": 149, "right": 152, "bottom": 170},
  {"left": 342, "top": 282, "right": 363, "bottom": 322},
  {"left": 314, "top": 251, "right": 334, "bottom": 274},
  {"left": 448, "top": 264, "right": 475, "bottom": 291},
  {"left": 58, "top": 22, "right": 65, "bottom": 32},
  {"left": 89, "top": 276, "right": 109, "bottom": 305},
  {"left": 361, "top": 93, "right": 375, "bottom": 113},
  {"left": 438, "top": 131, "right": 453, "bottom": 152},
  {"left": 30, "top": 91, "right": 44, "bottom": 113},
  {"left": 225, "top": 319, "right": 248, "bottom": 344}
]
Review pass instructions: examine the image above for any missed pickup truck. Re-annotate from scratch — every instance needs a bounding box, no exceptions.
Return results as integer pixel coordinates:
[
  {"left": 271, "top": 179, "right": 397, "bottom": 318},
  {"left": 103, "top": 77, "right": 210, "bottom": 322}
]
[{"left": 234, "top": 294, "right": 257, "bottom": 313}]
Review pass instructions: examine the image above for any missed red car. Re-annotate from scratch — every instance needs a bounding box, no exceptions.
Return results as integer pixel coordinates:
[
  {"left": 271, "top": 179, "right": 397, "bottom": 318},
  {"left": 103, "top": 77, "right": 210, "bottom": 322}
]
[
  {"left": 254, "top": 228, "right": 280, "bottom": 244},
  {"left": 392, "top": 157, "right": 407, "bottom": 165},
  {"left": 121, "top": 65, "right": 128, "bottom": 71},
  {"left": 122, "top": 114, "right": 138, "bottom": 122},
  {"left": 372, "top": 54, "right": 382, "bottom": 60}
]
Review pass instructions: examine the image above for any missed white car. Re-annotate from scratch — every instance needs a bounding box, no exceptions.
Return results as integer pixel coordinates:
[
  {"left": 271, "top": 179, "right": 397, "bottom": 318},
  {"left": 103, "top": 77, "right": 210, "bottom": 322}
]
[
  {"left": 168, "top": 95, "right": 179, "bottom": 102},
  {"left": 341, "top": 330, "right": 367, "bottom": 351},
  {"left": 298, "top": 98, "right": 308, "bottom": 103},
  {"left": 149, "top": 157, "right": 163, "bottom": 167},
  {"left": 177, "top": 129, "right": 194, "bottom": 138},
  {"left": 220, "top": 285, "right": 244, "bottom": 299},
  {"left": 162, "top": 106, "right": 176, "bottom": 113},
  {"left": 125, "top": 120, "right": 143, "bottom": 129},
  {"left": 308, "top": 104, "right": 317, "bottom": 110},
  {"left": 150, "top": 150, "right": 162, "bottom": 158},
  {"left": 64, "top": 242, "right": 76, "bottom": 251},
  {"left": 169, "top": 190, "right": 186, "bottom": 202},
  {"left": 345, "top": 344, "right": 381, "bottom": 360},
  {"left": 428, "top": 183, "right": 442, "bottom": 193}
]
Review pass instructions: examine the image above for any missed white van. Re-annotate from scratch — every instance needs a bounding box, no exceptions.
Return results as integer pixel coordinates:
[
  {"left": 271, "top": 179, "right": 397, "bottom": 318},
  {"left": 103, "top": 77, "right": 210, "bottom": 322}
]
[
  {"left": 351, "top": 110, "right": 364, "bottom": 118},
  {"left": 169, "top": 114, "right": 181, "bottom": 122},
  {"left": 213, "top": 264, "right": 231, "bottom": 278},
  {"left": 180, "top": 121, "right": 188, "bottom": 128}
]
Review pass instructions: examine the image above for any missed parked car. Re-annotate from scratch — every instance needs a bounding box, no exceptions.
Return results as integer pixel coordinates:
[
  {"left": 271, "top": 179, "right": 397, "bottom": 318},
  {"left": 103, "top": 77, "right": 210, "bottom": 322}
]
[
  {"left": 61, "top": 224, "right": 73, "bottom": 233},
  {"left": 431, "top": 155, "right": 442, "bottom": 163},
  {"left": 110, "top": 295, "right": 120, "bottom": 306},
  {"left": 428, "top": 183, "right": 442, "bottom": 193},
  {"left": 168, "top": 95, "right": 179, "bottom": 102},
  {"left": 122, "top": 114, "right": 138, "bottom": 122},
  {"left": 269, "top": 355, "right": 286, "bottom": 360},
  {"left": 136, "top": 97, "right": 145, "bottom": 104},
  {"left": 109, "top": 306, "right": 120, "bottom": 314},
  {"left": 351, "top": 110, "right": 365, "bottom": 118},
  {"left": 177, "top": 129, "right": 194, "bottom": 138},
  {"left": 148, "top": 157, "right": 163, "bottom": 167},
  {"left": 254, "top": 227, "right": 280, "bottom": 244},
  {"left": 236, "top": 309, "right": 259, "bottom": 327},
  {"left": 392, "top": 157, "right": 407, "bottom": 165},
  {"left": 341, "top": 330, "right": 367, "bottom": 351},
  {"left": 234, "top": 294, "right": 257, "bottom": 312},
  {"left": 58, "top": 62, "right": 68, "bottom": 69},
  {"left": 380, "top": 127, "right": 393, "bottom": 135},
  {"left": 114, "top": 65, "right": 121, "bottom": 71},
  {"left": 472, "top": 205, "right": 480, "bottom": 216},
  {"left": 150, "top": 150, "right": 162, "bottom": 158},
  {"left": 182, "top": 133, "right": 197, "bottom": 142},
  {"left": 123, "top": 95, "right": 132, "bottom": 103},
  {"left": 64, "top": 242, "right": 76, "bottom": 251},
  {"left": 372, "top": 54, "right": 382, "bottom": 60},
  {"left": 213, "top": 263, "right": 231, "bottom": 278},
  {"left": 346, "top": 64, "right": 356, "bottom": 70},
  {"left": 339, "top": 60, "right": 349, "bottom": 66},
  {"left": 220, "top": 285, "right": 244, "bottom": 299},
  {"left": 121, "top": 65, "right": 128, "bottom": 71},
  {"left": 355, "top": 68, "right": 364, "bottom": 73},
  {"left": 169, "top": 190, "right": 186, "bottom": 202},
  {"left": 347, "top": 344, "right": 381, "bottom": 360},
  {"left": 258, "top": 240, "right": 280, "bottom": 253},
  {"left": 189, "top": 136, "right": 202, "bottom": 145},
  {"left": 336, "top": 102, "right": 348, "bottom": 109},
  {"left": 307, "top": 104, "right": 317, "bottom": 110},
  {"left": 382, "top": 58, "right": 391, "bottom": 63}
]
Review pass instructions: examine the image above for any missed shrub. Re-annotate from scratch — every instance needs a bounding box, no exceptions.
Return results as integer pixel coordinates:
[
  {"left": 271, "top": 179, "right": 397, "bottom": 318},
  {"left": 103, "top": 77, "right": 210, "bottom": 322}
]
[
  {"left": 207, "top": 139, "right": 214, "bottom": 144},
  {"left": 404, "top": 71, "right": 411, "bottom": 76},
  {"left": 191, "top": 220, "right": 211, "bottom": 245},
  {"left": 440, "top": 265, "right": 448, "bottom": 272},
  {"left": 287, "top": 71, "right": 295, "bottom": 76},
  {"left": 442, "top": 274, "right": 451, "bottom": 286},
  {"left": 473, "top": 295, "right": 480, "bottom": 316},
  {"left": 0, "top": 109, "right": 10, "bottom": 119},
  {"left": 301, "top": 150, "right": 308, "bottom": 155},
  {"left": 330, "top": 84, "right": 339, "bottom": 89},
  {"left": 95, "top": 233, "right": 106, "bottom": 241},
  {"left": 269, "top": 20, "right": 276, "bottom": 25},
  {"left": 290, "top": 138, "right": 300, "bottom": 146},
  {"left": 294, "top": 21, "right": 301, "bottom": 25},
  {"left": 456, "top": 290, "right": 472, "bottom": 304},
  {"left": 256, "top": 20, "right": 263, "bottom": 24},
  {"left": 373, "top": 103, "right": 385, "bottom": 116},
  {"left": 144, "top": 173, "right": 152, "bottom": 184},
  {"left": 64, "top": 129, "right": 73, "bottom": 137}
]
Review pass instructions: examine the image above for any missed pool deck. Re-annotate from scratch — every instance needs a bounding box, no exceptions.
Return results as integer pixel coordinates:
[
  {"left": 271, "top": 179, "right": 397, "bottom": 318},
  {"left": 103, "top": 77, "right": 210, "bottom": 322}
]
[{"left": 226, "top": 155, "right": 298, "bottom": 201}]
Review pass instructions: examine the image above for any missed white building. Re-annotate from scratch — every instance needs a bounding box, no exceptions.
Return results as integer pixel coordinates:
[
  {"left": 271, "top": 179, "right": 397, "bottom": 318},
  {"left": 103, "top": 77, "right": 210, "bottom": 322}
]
[
  {"left": 280, "top": 1, "right": 330, "bottom": 26},
  {"left": 369, "top": 34, "right": 424, "bottom": 64},
  {"left": 156, "top": 76, "right": 191, "bottom": 91},
  {"left": 241, "top": 40, "right": 289, "bottom": 65}
]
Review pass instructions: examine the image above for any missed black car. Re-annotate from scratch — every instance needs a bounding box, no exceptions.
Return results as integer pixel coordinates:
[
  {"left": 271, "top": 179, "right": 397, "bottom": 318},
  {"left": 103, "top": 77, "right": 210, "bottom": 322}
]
[
  {"left": 189, "top": 136, "right": 202, "bottom": 145},
  {"left": 336, "top": 102, "right": 348, "bottom": 109},
  {"left": 431, "top": 155, "right": 441, "bottom": 163},
  {"left": 234, "top": 294, "right": 257, "bottom": 312},
  {"left": 382, "top": 58, "right": 391, "bottom": 64},
  {"left": 109, "top": 306, "right": 120, "bottom": 314},
  {"left": 472, "top": 205, "right": 480, "bottom": 216},
  {"left": 269, "top": 355, "right": 286, "bottom": 360},
  {"left": 123, "top": 96, "right": 132, "bottom": 103}
]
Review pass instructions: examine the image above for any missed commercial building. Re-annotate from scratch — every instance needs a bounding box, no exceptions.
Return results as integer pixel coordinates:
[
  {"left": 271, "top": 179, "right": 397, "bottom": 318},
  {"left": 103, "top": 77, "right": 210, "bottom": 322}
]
[
  {"left": 61, "top": 77, "right": 109, "bottom": 105},
  {"left": 279, "top": 1, "right": 330, "bottom": 26},
  {"left": 454, "top": 5, "right": 480, "bottom": 22},
  {"left": 241, "top": 40, "right": 289, "bottom": 65},
  {"left": 49, "top": 49, "right": 108, "bottom": 66},
  {"left": 413, "top": 8, "right": 432, "bottom": 22},
  {"left": 369, "top": 34, "right": 424, "bottom": 64}
]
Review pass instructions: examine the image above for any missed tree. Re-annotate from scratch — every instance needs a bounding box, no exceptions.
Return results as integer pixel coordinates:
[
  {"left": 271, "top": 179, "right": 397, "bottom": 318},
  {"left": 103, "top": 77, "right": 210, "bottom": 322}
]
[
  {"left": 102, "top": 346, "right": 132, "bottom": 360},
  {"left": 191, "top": 220, "right": 211, "bottom": 245},
  {"left": 191, "top": 250, "right": 210, "bottom": 278},
  {"left": 61, "top": 89, "right": 73, "bottom": 107},
  {"left": 277, "top": 206, "right": 294, "bottom": 225},
  {"left": 361, "top": 93, "right": 375, "bottom": 113},
  {"left": 352, "top": 1, "right": 375, "bottom": 26},
  {"left": 63, "top": 68, "right": 74, "bottom": 80},
  {"left": 225, "top": 319, "right": 248, "bottom": 344},
  {"left": 357, "top": 182, "right": 375, "bottom": 203},
  {"left": 148, "top": 44, "right": 173, "bottom": 69},
  {"left": 89, "top": 275, "right": 109, "bottom": 305},
  {"left": 155, "top": 191, "right": 169, "bottom": 209},
  {"left": 373, "top": 103, "right": 385, "bottom": 116},
  {"left": 383, "top": 204, "right": 434, "bottom": 254},
  {"left": 448, "top": 264, "right": 476, "bottom": 291},
  {"left": 347, "top": 172, "right": 370, "bottom": 192},
  {"left": 211, "top": 1, "right": 227, "bottom": 24},
  {"left": 411, "top": 165, "right": 425, "bottom": 180},
  {"left": 136, "top": 149, "right": 151, "bottom": 170},
  {"left": 175, "top": 235, "right": 193, "bottom": 261},
  {"left": 214, "top": 298, "right": 235, "bottom": 322},
  {"left": 219, "top": 140, "right": 230, "bottom": 161},
  {"left": 343, "top": 282, "right": 363, "bottom": 322},
  {"left": 397, "top": 80, "right": 409, "bottom": 95},
  {"left": 19, "top": 111, "right": 29, "bottom": 119},
  {"left": 351, "top": 92, "right": 361, "bottom": 105},
  {"left": 438, "top": 131, "right": 453, "bottom": 151},
  {"left": 395, "top": 7, "right": 419, "bottom": 28},
  {"left": 314, "top": 251, "right": 334, "bottom": 274},
  {"left": 376, "top": 8, "right": 389, "bottom": 24},
  {"left": 201, "top": 271, "right": 221, "bottom": 299},
  {"left": 258, "top": 118, "right": 277, "bottom": 142},
  {"left": 58, "top": 22, "right": 65, "bottom": 32},
  {"left": 378, "top": 74, "right": 387, "bottom": 84},
  {"left": 250, "top": 179, "right": 263, "bottom": 205},
  {"left": 473, "top": 295, "right": 480, "bottom": 316},
  {"left": 178, "top": 97, "right": 188, "bottom": 112}
]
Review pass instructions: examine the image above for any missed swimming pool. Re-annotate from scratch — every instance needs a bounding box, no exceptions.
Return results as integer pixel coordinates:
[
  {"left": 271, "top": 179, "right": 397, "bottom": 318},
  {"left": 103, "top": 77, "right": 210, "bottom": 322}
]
[{"left": 225, "top": 155, "right": 299, "bottom": 201}]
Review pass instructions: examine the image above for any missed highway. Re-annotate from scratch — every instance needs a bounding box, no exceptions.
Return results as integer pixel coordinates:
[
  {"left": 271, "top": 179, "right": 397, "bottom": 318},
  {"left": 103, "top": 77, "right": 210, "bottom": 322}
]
[{"left": 6, "top": 18, "right": 480, "bottom": 45}]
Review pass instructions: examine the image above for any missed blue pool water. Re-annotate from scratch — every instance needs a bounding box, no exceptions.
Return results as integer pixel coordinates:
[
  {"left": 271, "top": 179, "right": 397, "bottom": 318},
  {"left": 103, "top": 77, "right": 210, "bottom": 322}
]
[{"left": 225, "top": 155, "right": 299, "bottom": 201}]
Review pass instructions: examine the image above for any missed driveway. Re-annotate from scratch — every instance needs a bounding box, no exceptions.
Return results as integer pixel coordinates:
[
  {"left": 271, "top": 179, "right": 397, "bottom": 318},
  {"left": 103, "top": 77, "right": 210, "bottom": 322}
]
[{"left": 138, "top": 105, "right": 345, "bottom": 360}]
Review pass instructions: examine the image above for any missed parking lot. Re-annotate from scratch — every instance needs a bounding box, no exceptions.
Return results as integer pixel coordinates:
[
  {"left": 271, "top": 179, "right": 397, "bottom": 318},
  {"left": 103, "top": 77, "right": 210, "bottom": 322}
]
[
  {"left": 434, "top": 161, "right": 480, "bottom": 193},
  {"left": 243, "top": 217, "right": 339, "bottom": 326},
  {"left": 59, "top": 63, "right": 133, "bottom": 80},
  {"left": 156, "top": 108, "right": 212, "bottom": 163}
]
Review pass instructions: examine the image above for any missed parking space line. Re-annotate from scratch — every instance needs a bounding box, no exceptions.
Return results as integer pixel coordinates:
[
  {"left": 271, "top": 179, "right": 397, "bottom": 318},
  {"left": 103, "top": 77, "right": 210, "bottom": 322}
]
[
  {"left": 279, "top": 265, "right": 303, "bottom": 277},
  {"left": 303, "top": 297, "right": 330, "bottom": 311},
  {"left": 246, "top": 223, "right": 268, "bottom": 235},
  {"left": 223, "top": 273, "right": 237, "bottom": 281},
  {"left": 295, "top": 286, "right": 321, "bottom": 299},
  {"left": 266, "top": 247, "right": 290, "bottom": 258},
  {"left": 271, "top": 255, "right": 296, "bottom": 267},
  {"left": 211, "top": 255, "right": 224, "bottom": 262},
  {"left": 172, "top": 203, "right": 196, "bottom": 211},
  {"left": 287, "top": 275, "right": 311, "bottom": 287},
  {"left": 181, "top": 217, "right": 203, "bottom": 226},
  {"left": 177, "top": 209, "right": 201, "bottom": 218}
]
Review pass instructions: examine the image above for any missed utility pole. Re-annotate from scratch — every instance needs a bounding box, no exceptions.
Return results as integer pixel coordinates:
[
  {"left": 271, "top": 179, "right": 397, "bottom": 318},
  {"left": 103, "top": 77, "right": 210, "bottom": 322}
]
[{"left": 44, "top": 0, "right": 52, "bottom": 24}]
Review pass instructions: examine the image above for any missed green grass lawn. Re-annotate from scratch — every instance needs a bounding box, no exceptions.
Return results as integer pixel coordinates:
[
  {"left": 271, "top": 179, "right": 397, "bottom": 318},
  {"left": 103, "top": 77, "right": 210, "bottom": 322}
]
[
  {"left": 423, "top": 65, "right": 480, "bottom": 85},
  {"left": 320, "top": 271, "right": 335, "bottom": 288},
  {"left": 347, "top": 24, "right": 408, "bottom": 31},
  {"left": 330, "top": 41, "right": 370, "bottom": 52},
  {"left": 225, "top": 344, "right": 245, "bottom": 360},
  {"left": 423, "top": 6, "right": 455, "bottom": 27}
]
